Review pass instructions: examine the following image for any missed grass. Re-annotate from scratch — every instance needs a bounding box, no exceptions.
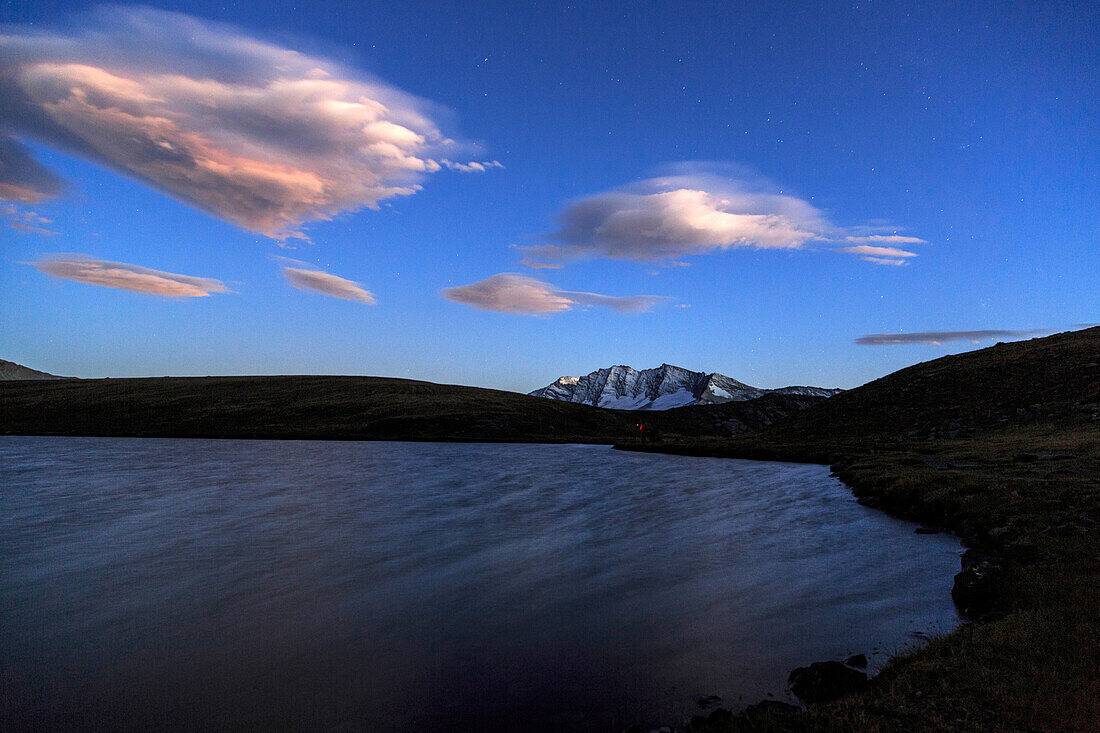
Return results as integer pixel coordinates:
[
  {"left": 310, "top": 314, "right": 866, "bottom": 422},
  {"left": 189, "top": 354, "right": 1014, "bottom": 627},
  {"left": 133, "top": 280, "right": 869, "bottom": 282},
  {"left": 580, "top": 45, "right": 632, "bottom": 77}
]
[{"left": 0, "top": 375, "right": 822, "bottom": 443}]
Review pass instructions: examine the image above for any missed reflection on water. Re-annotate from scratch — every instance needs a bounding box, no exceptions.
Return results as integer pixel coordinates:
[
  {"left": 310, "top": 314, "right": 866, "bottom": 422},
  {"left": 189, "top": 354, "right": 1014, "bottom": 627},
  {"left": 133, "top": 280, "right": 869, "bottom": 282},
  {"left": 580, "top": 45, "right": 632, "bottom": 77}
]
[{"left": 0, "top": 437, "right": 960, "bottom": 731}]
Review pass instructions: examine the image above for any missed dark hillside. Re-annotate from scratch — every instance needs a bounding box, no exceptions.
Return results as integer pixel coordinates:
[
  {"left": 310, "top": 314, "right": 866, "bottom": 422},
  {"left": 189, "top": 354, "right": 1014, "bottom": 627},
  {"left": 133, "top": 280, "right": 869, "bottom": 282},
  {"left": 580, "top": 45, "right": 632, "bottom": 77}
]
[
  {"left": 657, "top": 392, "right": 827, "bottom": 437},
  {"left": 0, "top": 375, "right": 823, "bottom": 442},
  {"left": 764, "top": 326, "right": 1100, "bottom": 447},
  {"left": 0, "top": 359, "right": 67, "bottom": 380}
]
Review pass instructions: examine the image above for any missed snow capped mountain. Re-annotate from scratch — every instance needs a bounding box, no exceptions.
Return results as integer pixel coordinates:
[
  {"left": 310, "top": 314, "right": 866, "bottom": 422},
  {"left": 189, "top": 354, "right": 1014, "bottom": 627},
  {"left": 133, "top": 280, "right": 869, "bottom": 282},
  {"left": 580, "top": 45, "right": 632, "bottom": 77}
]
[{"left": 529, "top": 364, "right": 840, "bottom": 410}]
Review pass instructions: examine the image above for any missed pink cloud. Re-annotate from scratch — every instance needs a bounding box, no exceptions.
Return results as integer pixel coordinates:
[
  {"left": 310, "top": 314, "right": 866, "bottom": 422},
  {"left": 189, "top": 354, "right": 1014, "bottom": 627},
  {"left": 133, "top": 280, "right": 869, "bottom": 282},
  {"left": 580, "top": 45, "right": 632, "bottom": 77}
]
[
  {"left": 845, "top": 234, "right": 928, "bottom": 245},
  {"left": 0, "top": 8, "right": 496, "bottom": 238},
  {"left": 442, "top": 273, "right": 667, "bottom": 315},
  {"left": 2, "top": 204, "right": 58, "bottom": 235},
  {"left": 861, "top": 256, "right": 909, "bottom": 266},
  {"left": 0, "top": 137, "right": 65, "bottom": 204},
  {"left": 514, "top": 165, "right": 926, "bottom": 266},
  {"left": 281, "top": 266, "right": 376, "bottom": 304},
  {"left": 30, "top": 255, "right": 229, "bottom": 296},
  {"left": 517, "top": 173, "right": 829, "bottom": 264},
  {"left": 838, "top": 245, "right": 918, "bottom": 258}
]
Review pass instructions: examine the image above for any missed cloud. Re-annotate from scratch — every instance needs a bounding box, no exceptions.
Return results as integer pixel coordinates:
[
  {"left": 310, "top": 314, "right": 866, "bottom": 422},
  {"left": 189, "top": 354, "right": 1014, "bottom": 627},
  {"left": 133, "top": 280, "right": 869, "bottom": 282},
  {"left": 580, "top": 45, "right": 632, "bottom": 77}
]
[
  {"left": 440, "top": 159, "right": 503, "bottom": 173},
  {"left": 518, "top": 172, "right": 829, "bottom": 263},
  {"left": 441, "top": 273, "right": 666, "bottom": 315},
  {"left": 515, "top": 165, "right": 924, "bottom": 266},
  {"left": 855, "top": 329, "right": 1047, "bottom": 346},
  {"left": 281, "top": 266, "right": 376, "bottom": 304},
  {"left": 0, "top": 136, "right": 65, "bottom": 203},
  {"left": 860, "top": 256, "right": 909, "bottom": 266},
  {"left": 837, "top": 245, "right": 918, "bottom": 258},
  {"left": 510, "top": 244, "right": 565, "bottom": 269},
  {"left": 845, "top": 235, "right": 927, "bottom": 245},
  {"left": 519, "top": 259, "right": 564, "bottom": 269},
  {"left": 0, "top": 8, "right": 495, "bottom": 238},
  {"left": 30, "top": 254, "right": 229, "bottom": 296},
  {"left": 2, "top": 203, "right": 58, "bottom": 235}
]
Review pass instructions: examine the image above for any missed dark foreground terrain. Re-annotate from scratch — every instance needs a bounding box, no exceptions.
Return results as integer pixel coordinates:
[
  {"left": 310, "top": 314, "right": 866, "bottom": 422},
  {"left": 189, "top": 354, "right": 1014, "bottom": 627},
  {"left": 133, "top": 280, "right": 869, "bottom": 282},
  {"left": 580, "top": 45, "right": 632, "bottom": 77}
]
[
  {"left": 621, "top": 327, "right": 1100, "bottom": 732},
  {"left": 0, "top": 374, "right": 822, "bottom": 442},
  {"left": 3, "top": 328, "right": 1097, "bottom": 731}
]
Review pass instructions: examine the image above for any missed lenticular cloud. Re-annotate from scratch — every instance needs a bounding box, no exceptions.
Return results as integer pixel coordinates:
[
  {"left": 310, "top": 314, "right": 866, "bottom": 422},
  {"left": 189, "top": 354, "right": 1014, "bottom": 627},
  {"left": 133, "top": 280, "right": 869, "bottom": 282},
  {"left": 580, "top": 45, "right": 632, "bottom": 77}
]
[
  {"left": 855, "top": 329, "right": 1047, "bottom": 346},
  {"left": 0, "top": 8, "right": 492, "bottom": 237},
  {"left": 30, "top": 254, "right": 229, "bottom": 297},
  {"left": 514, "top": 166, "right": 928, "bottom": 267},
  {"left": 281, "top": 266, "right": 376, "bottom": 304},
  {"left": 517, "top": 174, "right": 830, "bottom": 264},
  {"left": 442, "top": 273, "right": 667, "bottom": 315}
]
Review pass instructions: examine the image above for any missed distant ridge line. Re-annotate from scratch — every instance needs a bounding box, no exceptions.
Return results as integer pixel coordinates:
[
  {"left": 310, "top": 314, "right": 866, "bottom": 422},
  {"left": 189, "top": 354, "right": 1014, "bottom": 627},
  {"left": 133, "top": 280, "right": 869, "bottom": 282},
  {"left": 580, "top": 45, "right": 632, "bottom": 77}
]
[
  {"left": 530, "top": 363, "right": 840, "bottom": 410},
  {"left": 0, "top": 359, "right": 68, "bottom": 381}
]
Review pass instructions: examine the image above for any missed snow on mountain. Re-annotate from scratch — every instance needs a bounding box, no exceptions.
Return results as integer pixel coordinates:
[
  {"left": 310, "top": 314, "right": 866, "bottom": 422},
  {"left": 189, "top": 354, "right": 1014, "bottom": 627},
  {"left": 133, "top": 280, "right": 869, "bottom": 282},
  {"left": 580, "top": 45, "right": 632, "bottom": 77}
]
[{"left": 529, "top": 364, "right": 840, "bottom": 410}]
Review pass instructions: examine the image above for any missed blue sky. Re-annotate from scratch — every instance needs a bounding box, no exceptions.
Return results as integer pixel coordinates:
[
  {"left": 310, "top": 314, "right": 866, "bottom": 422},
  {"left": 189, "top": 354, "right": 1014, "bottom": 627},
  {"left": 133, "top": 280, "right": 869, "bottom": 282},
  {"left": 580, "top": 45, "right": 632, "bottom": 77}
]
[{"left": 1, "top": 1, "right": 1096, "bottom": 392}]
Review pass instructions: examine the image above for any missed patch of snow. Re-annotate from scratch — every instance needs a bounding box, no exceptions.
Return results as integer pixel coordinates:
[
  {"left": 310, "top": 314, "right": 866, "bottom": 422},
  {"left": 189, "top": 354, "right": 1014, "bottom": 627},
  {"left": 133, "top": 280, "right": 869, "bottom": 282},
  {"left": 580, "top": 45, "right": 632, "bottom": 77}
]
[
  {"left": 599, "top": 393, "right": 653, "bottom": 410},
  {"left": 646, "top": 388, "right": 698, "bottom": 410}
]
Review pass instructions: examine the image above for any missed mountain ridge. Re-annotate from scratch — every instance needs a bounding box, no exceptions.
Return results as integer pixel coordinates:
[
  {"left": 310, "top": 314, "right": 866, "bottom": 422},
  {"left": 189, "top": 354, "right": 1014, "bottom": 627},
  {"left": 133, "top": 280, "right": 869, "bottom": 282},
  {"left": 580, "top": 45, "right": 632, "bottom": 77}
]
[
  {"left": 530, "top": 363, "right": 839, "bottom": 410},
  {"left": 0, "top": 375, "right": 824, "bottom": 442},
  {"left": 0, "top": 359, "right": 67, "bottom": 380}
]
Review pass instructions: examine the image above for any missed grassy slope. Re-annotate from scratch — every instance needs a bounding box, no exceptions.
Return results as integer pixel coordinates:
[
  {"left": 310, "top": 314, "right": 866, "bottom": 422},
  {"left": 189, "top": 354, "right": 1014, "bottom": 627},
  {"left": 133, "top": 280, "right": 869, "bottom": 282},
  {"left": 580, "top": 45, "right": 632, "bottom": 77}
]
[
  {"left": 0, "top": 359, "right": 65, "bottom": 380},
  {"left": 622, "top": 328, "right": 1100, "bottom": 732},
  {"left": 0, "top": 374, "right": 825, "bottom": 443}
]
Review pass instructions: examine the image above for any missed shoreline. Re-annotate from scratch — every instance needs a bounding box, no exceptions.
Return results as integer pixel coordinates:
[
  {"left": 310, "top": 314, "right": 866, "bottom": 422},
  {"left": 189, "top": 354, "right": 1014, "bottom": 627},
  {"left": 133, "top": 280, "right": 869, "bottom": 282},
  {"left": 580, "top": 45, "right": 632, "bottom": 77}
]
[
  {"left": 615, "top": 427, "right": 1099, "bottom": 731},
  {"left": 3, "top": 430, "right": 1094, "bottom": 729}
]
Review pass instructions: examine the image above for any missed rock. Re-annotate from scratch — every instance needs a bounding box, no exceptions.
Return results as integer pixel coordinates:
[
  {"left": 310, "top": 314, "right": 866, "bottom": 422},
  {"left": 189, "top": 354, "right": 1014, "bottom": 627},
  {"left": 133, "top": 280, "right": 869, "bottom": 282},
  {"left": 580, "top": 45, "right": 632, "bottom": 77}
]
[
  {"left": 952, "top": 556, "right": 1004, "bottom": 618},
  {"left": 695, "top": 695, "right": 722, "bottom": 709},
  {"left": 788, "top": 660, "right": 868, "bottom": 704},
  {"left": 687, "top": 707, "right": 741, "bottom": 730},
  {"left": 988, "top": 526, "right": 1012, "bottom": 541},
  {"left": 739, "top": 700, "right": 801, "bottom": 718},
  {"left": 706, "top": 708, "right": 732, "bottom": 724},
  {"left": 915, "top": 526, "right": 941, "bottom": 534},
  {"left": 844, "top": 654, "right": 868, "bottom": 669}
]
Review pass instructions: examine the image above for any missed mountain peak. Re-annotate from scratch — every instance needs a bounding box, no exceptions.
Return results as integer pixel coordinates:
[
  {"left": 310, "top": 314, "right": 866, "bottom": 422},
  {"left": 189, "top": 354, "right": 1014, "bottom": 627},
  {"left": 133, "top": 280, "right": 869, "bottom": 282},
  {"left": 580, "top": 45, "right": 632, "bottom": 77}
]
[{"left": 529, "top": 364, "right": 839, "bottom": 410}]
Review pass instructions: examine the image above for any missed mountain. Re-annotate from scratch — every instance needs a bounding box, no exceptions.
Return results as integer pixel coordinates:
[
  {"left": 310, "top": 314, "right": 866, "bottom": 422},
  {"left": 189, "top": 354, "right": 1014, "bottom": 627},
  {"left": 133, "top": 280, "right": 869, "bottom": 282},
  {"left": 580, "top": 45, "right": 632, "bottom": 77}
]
[
  {"left": 0, "top": 359, "right": 66, "bottom": 380},
  {"left": 529, "top": 363, "right": 839, "bottom": 410},
  {"left": 0, "top": 375, "right": 826, "bottom": 442}
]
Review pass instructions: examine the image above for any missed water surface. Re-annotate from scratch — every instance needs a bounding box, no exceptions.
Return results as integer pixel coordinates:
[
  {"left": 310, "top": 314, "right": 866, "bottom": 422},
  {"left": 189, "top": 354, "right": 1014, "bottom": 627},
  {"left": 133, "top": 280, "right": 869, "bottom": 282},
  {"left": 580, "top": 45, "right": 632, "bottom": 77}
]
[{"left": 1, "top": 437, "right": 961, "bottom": 731}]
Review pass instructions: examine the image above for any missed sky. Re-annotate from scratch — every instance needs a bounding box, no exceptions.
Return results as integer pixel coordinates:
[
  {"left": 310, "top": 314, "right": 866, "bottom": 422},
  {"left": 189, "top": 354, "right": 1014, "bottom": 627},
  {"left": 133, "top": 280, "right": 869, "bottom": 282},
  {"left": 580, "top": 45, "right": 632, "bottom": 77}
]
[{"left": 0, "top": 1, "right": 1096, "bottom": 393}]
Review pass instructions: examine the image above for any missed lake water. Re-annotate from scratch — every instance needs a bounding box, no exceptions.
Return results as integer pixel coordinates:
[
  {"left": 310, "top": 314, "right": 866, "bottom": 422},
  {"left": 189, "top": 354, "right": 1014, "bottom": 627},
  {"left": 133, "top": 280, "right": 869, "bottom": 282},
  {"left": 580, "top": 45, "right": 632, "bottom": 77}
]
[{"left": 0, "top": 437, "right": 961, "bottom": 731}]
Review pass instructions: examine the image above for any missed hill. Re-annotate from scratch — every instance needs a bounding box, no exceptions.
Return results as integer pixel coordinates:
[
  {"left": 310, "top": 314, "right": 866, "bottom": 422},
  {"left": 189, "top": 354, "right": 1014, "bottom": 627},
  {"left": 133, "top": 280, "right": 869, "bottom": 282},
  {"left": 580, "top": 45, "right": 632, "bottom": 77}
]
[
  {"left": 766, "top": 326, "right": 1099, "bottom": 447},
  {"left": 0, "top": 375, "right": 824, "bottom": 442},
  {"left": 0, "top": 359, "right": 67, "bottom": 380}
]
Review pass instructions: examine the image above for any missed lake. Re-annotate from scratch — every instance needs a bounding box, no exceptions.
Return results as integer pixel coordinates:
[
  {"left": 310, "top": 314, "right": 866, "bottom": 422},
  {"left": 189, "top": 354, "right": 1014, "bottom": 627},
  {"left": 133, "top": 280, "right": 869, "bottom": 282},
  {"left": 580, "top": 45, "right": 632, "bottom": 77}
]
[{"left": 0, "top": 437, "right": 961, "bottom": 731}]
